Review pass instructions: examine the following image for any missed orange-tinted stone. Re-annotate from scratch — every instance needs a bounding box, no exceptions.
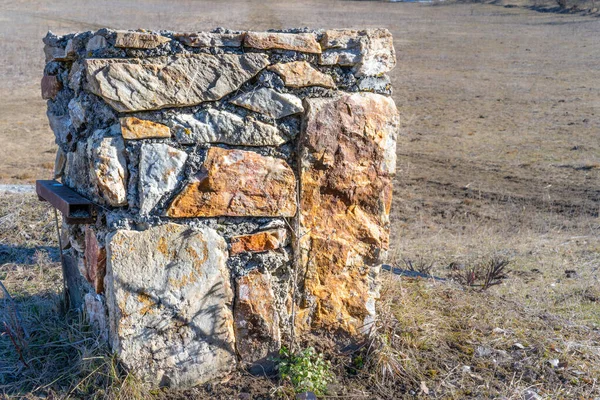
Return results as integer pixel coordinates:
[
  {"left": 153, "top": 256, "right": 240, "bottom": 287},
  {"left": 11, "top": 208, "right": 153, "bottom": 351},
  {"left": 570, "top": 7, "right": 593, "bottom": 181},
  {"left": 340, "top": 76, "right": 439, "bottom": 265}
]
[
  {"left": 234, "top": 270, "right": 280, "bottom": 366},
  {"left": 268, "top": 61, "right": 336, "bottom": 89},
  {"left": 120, "top": 117, "right": 171, "bottom": 140},
  {"left": 41, "top": 75, "right": 62, "bottom": 100},
  {"left": 298, "top": 92, "right": 399, "bottom": 336},
  {"left": 230, "top": 228, "right": 288, "bottom": 254},
  {"left": 167, "top": 147, "right": 297, "bottom": 218}
]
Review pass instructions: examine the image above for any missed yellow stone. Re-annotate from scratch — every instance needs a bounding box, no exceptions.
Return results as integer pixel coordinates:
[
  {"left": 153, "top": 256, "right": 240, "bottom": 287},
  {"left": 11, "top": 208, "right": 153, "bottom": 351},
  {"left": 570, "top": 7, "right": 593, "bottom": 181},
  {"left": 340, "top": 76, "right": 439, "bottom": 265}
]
[
  {"left": 120, "top": 117, "right": 171, "bottom": 140},
  {"left": 297, "top": 92, "right": 399, "bottom": 336}
]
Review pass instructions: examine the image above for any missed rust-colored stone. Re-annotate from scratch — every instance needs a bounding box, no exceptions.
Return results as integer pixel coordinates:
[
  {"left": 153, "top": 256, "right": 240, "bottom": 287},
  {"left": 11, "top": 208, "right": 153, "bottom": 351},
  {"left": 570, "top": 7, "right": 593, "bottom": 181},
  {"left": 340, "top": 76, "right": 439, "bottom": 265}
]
[
  {"left": 167, "top": 147, "right": 297, "bottom": 218},
  {"left": 234, "top": 270, "right": 281, "bottom": 366},
  {"left": 268, "top": 61, "right": 336, "bottom": 89},
  {"left": 119, "top": 117, "right": 171, "bottom": 140},
  {"left": 230, "top": 228, "right": 288, "bottom": 254},
  {"left": 298, "top": 92, "right": 398, "bottom": 336},
  {"left": 84, "top": 226, "right": 107, "bottom": 294},
  {"left": 41, "top": 75, "right": 62, "bottom": 100},
  {"left": 244, "top": 32, "right": 321, "bottom": 54}
]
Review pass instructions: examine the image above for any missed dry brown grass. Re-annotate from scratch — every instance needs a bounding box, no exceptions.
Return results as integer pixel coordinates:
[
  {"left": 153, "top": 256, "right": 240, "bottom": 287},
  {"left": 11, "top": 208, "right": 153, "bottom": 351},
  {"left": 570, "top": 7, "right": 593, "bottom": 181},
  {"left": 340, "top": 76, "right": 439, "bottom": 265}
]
[
  {"left": 358, "top": 276, "right": 600, "bottom": 399},
  {"left": 0, "top": 194, "right": 148, "bottom": 399}
]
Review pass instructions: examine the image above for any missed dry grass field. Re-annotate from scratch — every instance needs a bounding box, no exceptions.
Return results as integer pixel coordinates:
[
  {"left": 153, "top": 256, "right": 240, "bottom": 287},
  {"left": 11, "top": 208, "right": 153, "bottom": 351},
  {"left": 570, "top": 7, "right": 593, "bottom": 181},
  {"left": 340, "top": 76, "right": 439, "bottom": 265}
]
[{"left": 0, "top": 0, "right": 599, "bottom": 398}]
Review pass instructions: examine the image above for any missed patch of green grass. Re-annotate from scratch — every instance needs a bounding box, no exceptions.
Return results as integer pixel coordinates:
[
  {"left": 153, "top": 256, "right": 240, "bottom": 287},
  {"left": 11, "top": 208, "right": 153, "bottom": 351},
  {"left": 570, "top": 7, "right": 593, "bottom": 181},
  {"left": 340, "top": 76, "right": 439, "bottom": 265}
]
[{"left": 276, "top": 346, "right": 334, "bottom": 395}]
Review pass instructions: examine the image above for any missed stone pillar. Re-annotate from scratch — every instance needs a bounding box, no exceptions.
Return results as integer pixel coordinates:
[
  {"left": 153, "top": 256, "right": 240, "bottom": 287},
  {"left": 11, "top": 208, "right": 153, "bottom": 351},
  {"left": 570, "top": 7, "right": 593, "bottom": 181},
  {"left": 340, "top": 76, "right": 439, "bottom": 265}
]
[{"left": 42, "top": 28, "right": 398, "bottom": 387}]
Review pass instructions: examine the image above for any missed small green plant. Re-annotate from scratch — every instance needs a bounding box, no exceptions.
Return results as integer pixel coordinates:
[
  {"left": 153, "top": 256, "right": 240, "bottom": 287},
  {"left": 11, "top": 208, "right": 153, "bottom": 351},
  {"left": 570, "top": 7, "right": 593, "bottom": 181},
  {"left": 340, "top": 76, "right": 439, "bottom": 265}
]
[{"left": 277, "top": 346, "right": 334, "bottom": 395}]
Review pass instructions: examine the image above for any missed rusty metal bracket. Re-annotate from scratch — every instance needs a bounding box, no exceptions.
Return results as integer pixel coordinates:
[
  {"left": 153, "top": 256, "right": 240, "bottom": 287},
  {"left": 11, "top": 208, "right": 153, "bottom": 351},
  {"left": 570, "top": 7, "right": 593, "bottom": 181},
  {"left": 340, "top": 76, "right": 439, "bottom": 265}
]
[{"left": 36, "top": 180, "right": 96, "bottom": 224}]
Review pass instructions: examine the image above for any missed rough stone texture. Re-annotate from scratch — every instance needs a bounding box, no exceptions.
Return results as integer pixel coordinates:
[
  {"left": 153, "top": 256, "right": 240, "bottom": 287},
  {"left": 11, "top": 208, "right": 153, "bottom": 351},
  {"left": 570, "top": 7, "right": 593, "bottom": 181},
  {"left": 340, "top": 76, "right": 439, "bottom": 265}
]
[
  {"left": 268, "top": 61, "right": 336, "bottom": 89},
  {"left": 105, "top": 223, "right": 236, "bottom": 387},
  {"left": 87, "top": 127, "right": 128, "bottom": 206},
  {"left": 234, "top": 270, "right": 281, "bottom": 367},
  {"left": 230, "top": 228, "right": 288, "bottom": 255},
  {"left": 358, "top": 75, "right": 392, "bottom": 93},
  {"left": 43, "top": 33, "right": 76, "bottom": 62},
  {"left": 120, "top": 117, "right": 171, "bottom": 140},
  {"left": 84, "top": 293, "right": 109, "bottom": 342},
  {"left": 54, "top": 147, "right": 66, "bottom": 179},
  {"left": 84, "top": 53, "right": 270, "bottom": 112},
  {"left": 64, "top": 142, "right": 90, "bottom": 194},
  {"left": 231, "top": 88, "right": 304, "bottom": 119},
  {"left": 86, "top": 35, "right": 107, "bottom": 51},
  {"left": 138, "top": 143, "right": 188, "bottom": 215},
  {"left": 320, "top": 29, "right": 396, "bottom": 77},
  {"left": 84, "top": 226, "right": 107, "bottom": 294},
  {"left": 47, "top": 110, "right": 72, "bottom": 145},
  {"left": 244, "top": 32, "right": 321, "bottom": 53},
  {"left": 68, "top": 61, "right": 84, "bottom": 94},
  {"left": 43, "top": 27, "right": 398, "bottom": 388},
  {"left": 168, "top": 147, "right": 297, "bottom": 218},
  {"left": 175, "top": 32, "right": 245, "bottom": 47},
  {"left": 44, "top": 44, "right": 72, "bottom": 63},
  {"left": 68, "top": 97, "right": 87, "bottom": 130},
  {"left": 298, "top": 92, "right": 399, "bottom": 335},
  {"left": 41, "top": 75, "right": 62, "bottom": 99},
  {"left": 114, "top": 31, "right": 171, "bottom": 49},
  {"left": 173, "top": 109, "right": 285, "bottom": 146}
]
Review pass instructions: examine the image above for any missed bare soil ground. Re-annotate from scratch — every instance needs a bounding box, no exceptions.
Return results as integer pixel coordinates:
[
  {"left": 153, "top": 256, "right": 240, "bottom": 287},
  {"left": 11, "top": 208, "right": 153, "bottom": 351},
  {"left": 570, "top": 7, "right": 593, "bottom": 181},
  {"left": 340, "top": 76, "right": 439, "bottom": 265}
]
[{"left": 0, "top": 0, "right": 599, "bottom": 398}]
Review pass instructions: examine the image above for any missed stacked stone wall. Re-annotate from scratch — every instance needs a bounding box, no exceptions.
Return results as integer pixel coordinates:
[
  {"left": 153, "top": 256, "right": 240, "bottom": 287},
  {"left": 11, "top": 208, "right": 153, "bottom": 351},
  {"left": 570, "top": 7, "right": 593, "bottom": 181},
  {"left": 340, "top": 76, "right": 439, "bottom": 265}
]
[{"left": 42, "top": 27, "right": 399, "bottom": 387}]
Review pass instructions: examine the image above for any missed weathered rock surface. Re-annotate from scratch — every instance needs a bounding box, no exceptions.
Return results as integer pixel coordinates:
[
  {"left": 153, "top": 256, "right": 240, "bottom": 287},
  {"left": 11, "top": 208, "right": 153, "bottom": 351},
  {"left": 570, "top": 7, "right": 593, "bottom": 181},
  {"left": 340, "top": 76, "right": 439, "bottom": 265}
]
[
  {"left": 138, "top": 143, "right": 187, "bottom": 215},
  {"left": 173, "top": 109, "right": 285, "bottom": 146},
  {"left": 244, "top": 32, "right": 321, "bottom": 53},
  {"left": 47, "top": 111, "right": 72, "bottom": 145},
  {"left": 268, "top": 61, "right": 336, "bottom": 89},
  {"left": 54, "top": 147, "right": 66, "bottom": 179},
  {"left": 68, "top": 98, "right": 87, "bottom": 130},
  {"left": 84, "top": 53, "right": 270, "bottom": 112},
  {"left": 84, "top": 226, "right": 107, "bottom": 294},
  {"left": 86, "top": 35, "right": 107, "bottom": 51},
  {"left": 298, "top": 92, "right": 398, "bottom": 335},
  {"left": 320, "top": 29, "right": 396, "bottom": 77},
  {"left": 230, "top": 228, "right": 288, "bottom": 254},
  {"left": 44, "top": 44, "right": 73, "bottom": 62},
  {"left": 87, "top": 126, "right": 128, "bottom": 206},
  {"left": 231, "top": 88, "right": 304, "bottom": 119},
  {"left": 120, "top": 117, "right": 171, "bottom": 140},
  {"left": 105, "top": 223, "right": 236, "bottom": 387},
  {"left": 68, "top": 61, "right": 84, "bottom": 94},
  {"left": 114, "top": 31, "right": 171, "bottom": 49},
  {"left": 175, "top": 32, "right": 244, "bottom": 47},
  {"left": 84, "top": 293, "right": 108, "bottom": 342},
  {"left": 358, "top": 75, "right": 391, "bottom": 92},
  {"left": 64, "top": 142, "right": 90, "bottom": 193},
  {"left": 43, "top": 34, "right": 76, "bottom": 62},
  {"left": 41, "top": 75, "right": 62, "bottom": 100},
  {"left": 234, "top": 270, "right": 281, "bottom": 366},
  {"left": 168, "top": 147, "right": 296, "bottom": 218}
]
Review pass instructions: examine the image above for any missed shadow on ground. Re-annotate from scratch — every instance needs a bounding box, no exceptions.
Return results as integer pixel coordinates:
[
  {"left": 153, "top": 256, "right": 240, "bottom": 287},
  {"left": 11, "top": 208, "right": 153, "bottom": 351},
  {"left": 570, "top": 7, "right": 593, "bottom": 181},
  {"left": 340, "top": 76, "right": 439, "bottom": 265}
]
[{"left": 0, "top": 244, "right": 59, "bottom": 265}]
